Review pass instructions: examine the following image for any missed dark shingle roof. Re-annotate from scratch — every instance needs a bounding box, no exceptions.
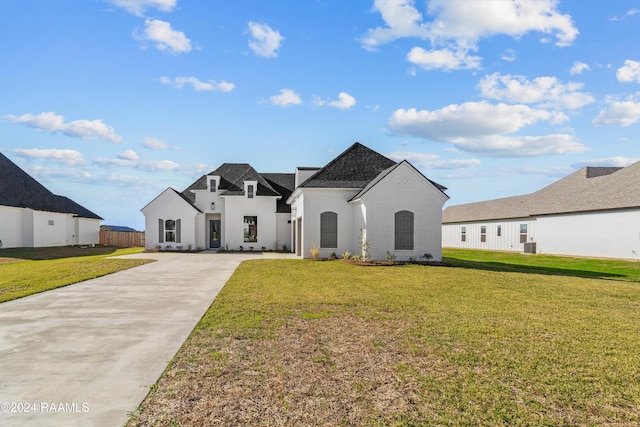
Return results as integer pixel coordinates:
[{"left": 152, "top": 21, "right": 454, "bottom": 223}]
[
  {"left": 300, "top": 142, "right": 396, "bottom": 188},
  {"left": 443, "top": 162, "right": 640, "bottom": 223},
  {"left": 298, "top": 142, "right": 447, "bottom": 194},
  {"left": 0, "top": 152, "right": 102, "bottom": 220},
  {"left": 101, "top": 225, "right": 138, "bottom": 232},
  {"left": 262, "top": 173, "right": 295, "bottom": 213},
  {"left": 300, "top": 142, "right": 397, "bottom": 188},
  {"left": 182, "top": 163, "right": 281, "bottom": 201}
]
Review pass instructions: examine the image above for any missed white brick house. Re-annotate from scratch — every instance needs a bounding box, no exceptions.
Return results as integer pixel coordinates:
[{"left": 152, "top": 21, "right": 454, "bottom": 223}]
[
  {"left": 142, "top": 142, "right": 449, "bottom": 260},
  {"left": 0, "top": 152, "right": 102, "bottom": 248}
]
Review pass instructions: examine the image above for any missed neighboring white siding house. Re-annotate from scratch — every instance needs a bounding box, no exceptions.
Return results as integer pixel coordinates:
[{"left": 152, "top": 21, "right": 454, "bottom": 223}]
[
  {"left": 143, "top": 142, "right": 450, "bottom": 261},
  {"left": 0, "top": 153, "right": 102, "bottom": 248},
  {"left": 443, "top": 164, "right": 640, "bottom": 259}
]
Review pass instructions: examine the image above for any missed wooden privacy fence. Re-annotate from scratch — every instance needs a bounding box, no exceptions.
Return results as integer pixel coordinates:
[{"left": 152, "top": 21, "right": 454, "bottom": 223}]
[{"left": 100, "top": 230, "right": 145, "bottom": 247}]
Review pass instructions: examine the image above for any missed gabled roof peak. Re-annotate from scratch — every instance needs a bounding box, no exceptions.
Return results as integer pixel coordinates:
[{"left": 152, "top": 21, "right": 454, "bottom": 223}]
[
  {"left": 300, "top": 142, "right": 397, "bottom": 189},
  {"left": 0, "top": 152, "right": 102, "bottom": 219}
]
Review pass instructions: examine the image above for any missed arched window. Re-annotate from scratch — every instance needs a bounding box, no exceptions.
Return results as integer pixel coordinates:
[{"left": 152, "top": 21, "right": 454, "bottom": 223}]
[
  {"left": 320, "top": 211, "right": 338, "bottom": 248},
  {"left": 395, "top": 210, "right": 414, "bottom": 250}
]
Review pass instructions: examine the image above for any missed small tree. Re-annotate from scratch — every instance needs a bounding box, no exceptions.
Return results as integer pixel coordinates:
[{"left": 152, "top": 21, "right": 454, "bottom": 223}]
[{"left": 359, "top": 229, "right": 371, "bottom": 262}]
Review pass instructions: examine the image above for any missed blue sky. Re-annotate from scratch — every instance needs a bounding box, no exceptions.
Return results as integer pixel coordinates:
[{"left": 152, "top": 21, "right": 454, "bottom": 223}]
[{"left": 2, "top": 0, "right": 640, "bottom": 230}]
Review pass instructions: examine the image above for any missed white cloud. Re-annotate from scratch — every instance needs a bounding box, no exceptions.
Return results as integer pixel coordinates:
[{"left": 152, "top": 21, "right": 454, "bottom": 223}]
[
  {"left": 329, "top": 92, "right": 356, "bottom": 109},
  {"left": 451, "top": 134, "right": 587, "bottom": 157},
  {"left": 360, "top": 0, "right": 430, "bottom": 51},
  {"left": 27, "top": 165, "right": 92, "bottom": 182},
  {"left": 478, "top": 73, "right": 594, "bottom": 110},
  {"left": 95, "top": 157, "right": 183, "bottom": 171},
  {"left": 592, "top": 95, "right": 640, "bottom": 127},
  {"left": 501, "top": 48, "right": 516, "bottom": 62},
  {"left": 362, "top": 0, "right": 578, "bottom": 70},
  {"left": 138, "top": 19, "right": 191, "bottom": 54},
  {"left": 159, "top": 76, "right": 235, "bottom": 92},
  {"left": 268, "top": 89, "right": 302, "bottom": 107},
  {"left": 425, "top": 0, "right": 578, "bottom": 47},
  {"left": 118, "top": 149, "right": 139, "bottom": 161},
  {"left": 388, "top": 101, "right": 586, "bottom": 157},
  {"left": 4, "top": 112, "right": 124, "bottom": 143},
  {"left": 389, "top": 102, "right": 560, "bottom": 140},
  {"left": 105, "top": 0, "right": 176, "bottom": 16},
  {"left": 616, "top": 60, "right": 640, "bottom": 83},
  {"left": 572, "top": 157, "right": 640, "bottom": 168},
  {"left": 569, "top": 61, "right": 590, "bottom": 75},
  {"left": 13, "top": 148, "right": 86, "bottom": 166},
  {"left": 315, "top": 92, "right": 357, "bottom": 110},
  {"left": 610, "top": 8, "right": 640, "bottom": 22},
  {"left": 93, "top": 157, "right": 134, "bottom": 168},
  {"left": 141, "top": 136, "right": 179, "bottom": 150},
  {"left": 94, "top": 154, "right": 211, "bottom": 178},
  {"left": 407, "top": 46, "right": 481, "bottom": 71},
  {"left": 386, "top": 151, "right": 481, "bottom": 169},
  {"left": 248, "top": 21, "right": 284, "bottom": 58}
]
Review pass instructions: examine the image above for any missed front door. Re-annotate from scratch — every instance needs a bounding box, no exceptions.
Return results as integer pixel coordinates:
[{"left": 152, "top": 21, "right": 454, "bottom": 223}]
[{"left": 210, "top": 220, "right": 221, "bottom": 248}]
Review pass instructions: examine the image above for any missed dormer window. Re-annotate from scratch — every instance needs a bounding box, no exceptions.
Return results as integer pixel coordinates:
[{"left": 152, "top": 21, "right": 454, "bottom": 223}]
[
  {"left": 210, "top": 179, "right": 216, "bottom": 192},
  {"left": 247, "top": 184, "right": 254, "bottom": 199}
]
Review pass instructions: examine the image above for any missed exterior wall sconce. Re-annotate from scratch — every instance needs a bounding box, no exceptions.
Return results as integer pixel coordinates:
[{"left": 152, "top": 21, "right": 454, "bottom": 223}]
[{"left": 211, "top": 202, "right": 215, "bottom": 211}]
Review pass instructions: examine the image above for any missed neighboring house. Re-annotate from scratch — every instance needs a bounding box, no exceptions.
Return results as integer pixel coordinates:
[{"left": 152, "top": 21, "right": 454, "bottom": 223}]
[
  {"left": 288, "top": 143, "right": 449, "bottom": 261},
  {"left": 0, "top": 152, "right": 102, "bottom": 248},
  {"left": 101, "top": 225, "right": 139, "bottom": 233},
  {"left": 142, "top": 142, "right": 449, "bottom": 261},
  {"left": 442, "top": 162, "right": 640, "bottom": 259}
]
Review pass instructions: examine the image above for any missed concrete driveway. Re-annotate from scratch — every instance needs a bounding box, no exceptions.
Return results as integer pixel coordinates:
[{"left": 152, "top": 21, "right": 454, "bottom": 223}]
[{"left": 0, "top": 251, "right": 294, "bottom": 427}]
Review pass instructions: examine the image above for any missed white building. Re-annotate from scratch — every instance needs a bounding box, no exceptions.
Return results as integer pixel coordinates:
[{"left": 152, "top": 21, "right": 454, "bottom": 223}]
[
  {"left": 0, "top": 152, "right": 102, "bottom": 248},
  {"left": 142, "top": 164, "right": 293, "bottom": 252},
  {"left": 442, "top": 163, "right": 640, "bottom": 259},
  {"left": 142, "top": 142, "right": 449, "bottom": 260},
  {"left": 288, "top": 143, "right": 449, "bottom": 261}
]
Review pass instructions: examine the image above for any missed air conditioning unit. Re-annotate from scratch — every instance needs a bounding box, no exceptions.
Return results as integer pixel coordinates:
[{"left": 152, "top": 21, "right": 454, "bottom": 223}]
[{"left": 523, "top": 242, "right": 537, "bottom": 254}]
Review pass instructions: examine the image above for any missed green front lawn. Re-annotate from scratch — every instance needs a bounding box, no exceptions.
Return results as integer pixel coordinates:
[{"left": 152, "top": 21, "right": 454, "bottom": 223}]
[
  {"left": 0, "top": 246, "right": 152, "bottom": 303},
  {"left": 444, "top": 247, "right": 640, "bottom": 281},
  {"left": 128, "top": 255, "right": 640, "bottom": 426}
]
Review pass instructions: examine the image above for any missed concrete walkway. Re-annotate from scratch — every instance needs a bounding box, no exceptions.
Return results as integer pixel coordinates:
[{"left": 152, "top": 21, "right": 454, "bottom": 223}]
[{"left": 0, "top": 251, "right": 294, "bottom": 427}]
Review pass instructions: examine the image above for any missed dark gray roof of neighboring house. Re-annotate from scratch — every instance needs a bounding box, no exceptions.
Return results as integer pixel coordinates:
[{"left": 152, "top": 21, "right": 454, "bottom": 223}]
[
  {"left": 300, "top": 142, "right": 397, "bottom": 188},
  {"left": 443, "top": 163, "right": 640, "bottom": 223},
  {"left": 0, "top": 152, "right": 102, "bottom": 220},
  {"left": 101, "top": 225, "right": 139, "bottom": 232}
]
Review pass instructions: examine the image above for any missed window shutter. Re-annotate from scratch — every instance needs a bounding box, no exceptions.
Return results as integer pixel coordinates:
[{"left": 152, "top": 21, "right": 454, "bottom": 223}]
[
  {"left": 320, "top": 211, "right": 338, "bottom": 248},
  {"left": 158, "top": 218, "right": 164, "bottom": 243},
  {"left": 176, "top": 219, "right": 181, "bottom": 243},
  {"left": 394, "top": 211, "right": 414, "bottom": 250}
]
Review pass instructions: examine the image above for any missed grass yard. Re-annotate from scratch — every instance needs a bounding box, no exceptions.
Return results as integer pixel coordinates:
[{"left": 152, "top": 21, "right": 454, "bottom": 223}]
[
  {"left": 443, "top": 247, "right": 640, "bottom": 281},
  {"left": 128, "top": 254, "right": 640, "bottom": 426},
  {"left": 0, "top": 245, "right": 152, "bottom": 303}
]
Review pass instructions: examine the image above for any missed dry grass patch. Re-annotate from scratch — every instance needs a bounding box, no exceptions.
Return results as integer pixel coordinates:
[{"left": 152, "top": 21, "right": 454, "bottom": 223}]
[{"left": 129, "top": 259, "right": 640, "bottom": 426}]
